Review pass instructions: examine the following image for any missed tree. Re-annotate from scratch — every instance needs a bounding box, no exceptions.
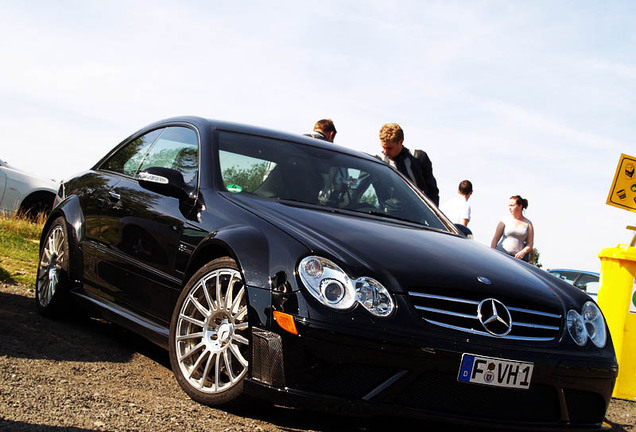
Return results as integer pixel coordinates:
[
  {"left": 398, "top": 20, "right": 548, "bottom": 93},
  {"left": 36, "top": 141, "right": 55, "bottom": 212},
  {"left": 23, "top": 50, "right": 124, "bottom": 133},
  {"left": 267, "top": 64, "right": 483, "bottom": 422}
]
[
  {"left": 222, "top": 163, "right": 270, "bottom": 193},
  {"left": 530, "top": 247, "right": 542, "bottom": 268}
]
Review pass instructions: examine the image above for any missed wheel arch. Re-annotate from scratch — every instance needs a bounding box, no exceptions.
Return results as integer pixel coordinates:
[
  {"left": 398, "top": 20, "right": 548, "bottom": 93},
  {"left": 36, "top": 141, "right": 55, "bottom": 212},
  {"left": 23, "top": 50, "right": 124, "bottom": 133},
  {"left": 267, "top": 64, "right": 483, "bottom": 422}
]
[
  {"left": 19, "top": 190, "right": 56, "bottom": 212},
  {"left": 40, "top": 195, "right": 85, "bottom": 286},
  {"left": 184, "top": 224, "right": 271, "bottom": 291},
  {"left": 183, "top": 224, "right": 278, "bottom": 329}
]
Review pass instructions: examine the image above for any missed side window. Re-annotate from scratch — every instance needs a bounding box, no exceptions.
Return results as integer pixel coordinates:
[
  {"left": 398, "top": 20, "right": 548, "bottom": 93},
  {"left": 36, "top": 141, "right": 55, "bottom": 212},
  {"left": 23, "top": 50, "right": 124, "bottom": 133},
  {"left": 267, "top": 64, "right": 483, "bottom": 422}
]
[
  {"left": 219, "top": 151, "right": 275, "bottom": 193},
  {"left": 139, "top": 127, "right": 199, "bottom": 184},
  {"left": 553, "top": 271, "right": 577, "bottom": 284},
  {"left": 575, "top": 274, "right": 599, "bottom": 291},
  {"left": 101, "top": 129, "right": 163, "bottom": 176}
]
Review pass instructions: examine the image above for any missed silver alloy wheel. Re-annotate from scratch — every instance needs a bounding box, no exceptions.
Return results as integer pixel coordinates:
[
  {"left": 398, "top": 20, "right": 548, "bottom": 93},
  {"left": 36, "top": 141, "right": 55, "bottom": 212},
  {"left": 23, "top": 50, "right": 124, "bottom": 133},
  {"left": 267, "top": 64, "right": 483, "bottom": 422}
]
[
  {"left": 174, "top": 268, "right": 249, "bottom": 394},
  {"left": 37, "top": 224, "right": 65, "bottom": 307}
]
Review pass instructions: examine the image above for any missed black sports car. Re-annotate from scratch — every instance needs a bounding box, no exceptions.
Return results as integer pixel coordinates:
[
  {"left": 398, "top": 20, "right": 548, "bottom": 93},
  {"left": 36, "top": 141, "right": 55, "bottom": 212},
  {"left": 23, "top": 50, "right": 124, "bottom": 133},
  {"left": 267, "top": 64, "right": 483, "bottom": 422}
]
[{"left": 36, "top": 117, "right": 617, "bottom": 430}]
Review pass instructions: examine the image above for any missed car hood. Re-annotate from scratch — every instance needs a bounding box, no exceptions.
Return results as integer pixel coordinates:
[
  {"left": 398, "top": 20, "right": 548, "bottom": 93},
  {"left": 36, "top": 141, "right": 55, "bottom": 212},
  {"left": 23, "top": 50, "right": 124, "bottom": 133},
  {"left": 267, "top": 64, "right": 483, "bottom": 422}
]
[
  {"left": 228, "top": 196, "right": 567, "bottom": 309},
  {"left": 1, "top": 162, "right": 58, "bottom": 189}
]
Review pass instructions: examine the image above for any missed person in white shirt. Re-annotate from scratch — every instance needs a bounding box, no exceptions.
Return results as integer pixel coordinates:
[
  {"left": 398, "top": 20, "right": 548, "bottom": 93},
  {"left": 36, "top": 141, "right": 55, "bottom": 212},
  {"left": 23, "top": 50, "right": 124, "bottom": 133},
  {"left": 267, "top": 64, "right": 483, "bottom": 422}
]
[
  {"left": 441, "top": 180, "right": 473, "bottom": 226},
  {"left": 490, "top": 195, "right": 534, "bottom": 262}
]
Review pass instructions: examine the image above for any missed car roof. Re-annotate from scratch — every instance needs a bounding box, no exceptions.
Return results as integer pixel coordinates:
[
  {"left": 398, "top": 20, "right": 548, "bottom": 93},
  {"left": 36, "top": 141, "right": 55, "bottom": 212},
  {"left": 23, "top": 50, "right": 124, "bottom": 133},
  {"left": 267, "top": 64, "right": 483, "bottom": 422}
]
[{"left": 140, "top": 116, "right": 381, "bottom": 164}]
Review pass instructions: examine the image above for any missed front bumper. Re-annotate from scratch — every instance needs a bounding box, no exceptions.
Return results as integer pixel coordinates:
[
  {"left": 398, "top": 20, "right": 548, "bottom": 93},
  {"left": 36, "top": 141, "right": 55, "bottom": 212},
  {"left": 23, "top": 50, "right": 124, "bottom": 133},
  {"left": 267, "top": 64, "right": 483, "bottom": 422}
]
[{"left": 246, "top": 315, "right": 618, "bottom": 431}]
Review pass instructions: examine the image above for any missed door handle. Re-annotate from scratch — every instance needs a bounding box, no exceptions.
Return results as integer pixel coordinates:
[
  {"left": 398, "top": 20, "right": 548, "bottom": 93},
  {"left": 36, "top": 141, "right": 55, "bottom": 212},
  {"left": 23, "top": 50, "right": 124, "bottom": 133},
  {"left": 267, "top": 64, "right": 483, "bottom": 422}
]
[{"left": 108, "top": 191, "right": 120, "bottom": 202}]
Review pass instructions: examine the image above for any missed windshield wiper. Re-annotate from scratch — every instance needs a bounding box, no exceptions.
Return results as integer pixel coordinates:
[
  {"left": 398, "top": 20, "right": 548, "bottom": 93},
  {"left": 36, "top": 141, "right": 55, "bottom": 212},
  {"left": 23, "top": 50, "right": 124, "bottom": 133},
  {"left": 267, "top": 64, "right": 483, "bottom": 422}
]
[
  {"left": 278, "top": 198, "right": 428, "bottom": 227},
  {"left": 355, "top": 209, "right": 424, "bottom": 225},
  {"left": 277, "top": 197, "right": 323, "bottom": 207}
]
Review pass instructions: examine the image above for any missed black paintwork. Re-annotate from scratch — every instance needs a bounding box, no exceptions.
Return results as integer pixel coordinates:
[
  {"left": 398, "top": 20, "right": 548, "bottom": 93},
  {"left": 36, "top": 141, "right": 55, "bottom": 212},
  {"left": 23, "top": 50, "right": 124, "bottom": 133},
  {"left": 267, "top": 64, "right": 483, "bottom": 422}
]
[{"left": 41, "top": 116, "right": 618, "bottom": 431}]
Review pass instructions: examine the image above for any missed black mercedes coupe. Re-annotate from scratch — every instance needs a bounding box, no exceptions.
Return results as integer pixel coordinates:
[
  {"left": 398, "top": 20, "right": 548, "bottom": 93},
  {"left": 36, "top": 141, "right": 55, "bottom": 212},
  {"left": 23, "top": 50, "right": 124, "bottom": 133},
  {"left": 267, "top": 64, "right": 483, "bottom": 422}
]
[{"left": 36, "top": 117, "right": 617, "bottom": 430}]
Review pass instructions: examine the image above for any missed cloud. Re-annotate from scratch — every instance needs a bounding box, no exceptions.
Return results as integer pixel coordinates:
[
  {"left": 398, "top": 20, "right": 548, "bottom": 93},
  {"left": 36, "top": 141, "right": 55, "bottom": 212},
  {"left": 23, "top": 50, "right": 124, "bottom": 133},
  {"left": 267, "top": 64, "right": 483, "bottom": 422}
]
[{"left": 482, "top": 99, "right": 623, "bottom": 151}]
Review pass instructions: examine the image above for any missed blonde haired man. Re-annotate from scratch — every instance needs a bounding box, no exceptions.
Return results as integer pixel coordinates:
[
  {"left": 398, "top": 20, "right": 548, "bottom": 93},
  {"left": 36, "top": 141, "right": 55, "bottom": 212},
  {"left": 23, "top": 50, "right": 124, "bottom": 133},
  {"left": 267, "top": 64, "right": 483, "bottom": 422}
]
[{"left": 379, "top": 123, "right": 439, "bottom": 205}]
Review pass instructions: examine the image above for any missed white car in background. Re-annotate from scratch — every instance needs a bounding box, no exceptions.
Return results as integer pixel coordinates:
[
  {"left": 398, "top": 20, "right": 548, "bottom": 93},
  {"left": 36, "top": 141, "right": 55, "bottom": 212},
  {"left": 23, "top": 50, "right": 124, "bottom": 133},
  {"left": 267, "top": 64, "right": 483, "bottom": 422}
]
[{"left": 0, "top": 159, "right": 58, "bottom": 219}]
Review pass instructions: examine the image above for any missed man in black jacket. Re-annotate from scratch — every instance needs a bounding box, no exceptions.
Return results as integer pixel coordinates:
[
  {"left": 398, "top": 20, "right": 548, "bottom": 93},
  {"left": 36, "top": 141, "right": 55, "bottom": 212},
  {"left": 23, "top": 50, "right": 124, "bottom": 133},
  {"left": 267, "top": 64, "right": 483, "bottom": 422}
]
[
  {"left": 305, "top": 119, "right": 337, "bottom": 143},
  {"left": 379, "top": 123, "right": 439, "bottom": 206}
]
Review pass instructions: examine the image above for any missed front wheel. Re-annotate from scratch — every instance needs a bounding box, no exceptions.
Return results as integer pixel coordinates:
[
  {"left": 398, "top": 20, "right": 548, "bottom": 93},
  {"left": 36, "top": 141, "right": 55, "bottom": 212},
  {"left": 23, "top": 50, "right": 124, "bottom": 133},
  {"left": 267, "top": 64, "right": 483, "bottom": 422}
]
[
  {"left": 21, "top": 193, "right": 54, "bottom": 221},
  {"left": 169, "top": 258, "right": 250, "bottom": 406},
  {"left": 35, "top": 217, "right": 70, "bottom": 316}
]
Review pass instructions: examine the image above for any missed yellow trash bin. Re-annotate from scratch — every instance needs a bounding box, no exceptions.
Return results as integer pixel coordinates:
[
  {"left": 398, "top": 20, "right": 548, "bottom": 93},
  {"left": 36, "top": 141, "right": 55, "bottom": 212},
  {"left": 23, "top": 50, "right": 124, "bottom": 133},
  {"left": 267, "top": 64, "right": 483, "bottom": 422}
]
[{"left": 597, "top": 244, "right": 636, "bottom": 400}]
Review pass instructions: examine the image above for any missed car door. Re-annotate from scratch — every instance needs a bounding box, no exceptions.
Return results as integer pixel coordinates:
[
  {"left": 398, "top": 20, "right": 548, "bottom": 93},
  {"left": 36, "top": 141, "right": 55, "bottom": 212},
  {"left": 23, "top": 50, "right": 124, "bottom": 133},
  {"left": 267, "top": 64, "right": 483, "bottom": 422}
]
[
  {"left": 85, "top": 126, "right": 200, "bottom": 325},
  {"left": 80, "top": 128, "right": 162, "bottom": 299}
]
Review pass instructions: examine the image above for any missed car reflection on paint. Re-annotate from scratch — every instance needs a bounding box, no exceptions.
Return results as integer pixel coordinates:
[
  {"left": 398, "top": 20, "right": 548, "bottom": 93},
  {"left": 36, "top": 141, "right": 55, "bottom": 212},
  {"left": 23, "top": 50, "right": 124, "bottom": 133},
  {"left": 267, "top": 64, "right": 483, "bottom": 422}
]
[{"left": 35, "top": 117, "right": 617, "bottom": 431}]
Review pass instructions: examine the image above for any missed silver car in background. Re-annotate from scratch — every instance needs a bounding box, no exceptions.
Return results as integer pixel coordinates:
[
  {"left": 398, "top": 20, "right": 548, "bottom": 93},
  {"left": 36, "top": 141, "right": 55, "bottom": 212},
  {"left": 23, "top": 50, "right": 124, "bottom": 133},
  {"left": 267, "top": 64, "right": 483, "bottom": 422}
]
[{"left": 0, "top": 159, "right": 58, "bottom": 219}]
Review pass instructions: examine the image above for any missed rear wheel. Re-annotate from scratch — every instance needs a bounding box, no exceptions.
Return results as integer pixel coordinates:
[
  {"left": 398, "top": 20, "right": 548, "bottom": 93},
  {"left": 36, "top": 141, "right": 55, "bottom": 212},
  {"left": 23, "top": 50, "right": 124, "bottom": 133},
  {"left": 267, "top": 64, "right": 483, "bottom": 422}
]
[
  {"left": 169, "top": 258, "right": 250, "bottom": 406},
  {"left": 35, "top": 217, "right": 70, "bottom": 316}
]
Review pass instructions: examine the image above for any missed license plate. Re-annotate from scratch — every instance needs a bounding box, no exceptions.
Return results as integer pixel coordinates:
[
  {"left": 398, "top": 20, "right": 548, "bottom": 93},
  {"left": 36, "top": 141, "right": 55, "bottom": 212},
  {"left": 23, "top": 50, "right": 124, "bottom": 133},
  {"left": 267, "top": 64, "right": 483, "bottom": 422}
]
[{"left": 458, "top": 353, "right": 533, "bottom": 389}]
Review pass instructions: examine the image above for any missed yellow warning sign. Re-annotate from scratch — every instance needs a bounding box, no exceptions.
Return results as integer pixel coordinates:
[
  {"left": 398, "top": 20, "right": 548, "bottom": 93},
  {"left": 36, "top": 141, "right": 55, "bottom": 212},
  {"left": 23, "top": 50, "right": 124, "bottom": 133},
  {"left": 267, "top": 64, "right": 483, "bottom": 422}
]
[{"left": 607, "top": 153, "right": 636, "bottom": 213}]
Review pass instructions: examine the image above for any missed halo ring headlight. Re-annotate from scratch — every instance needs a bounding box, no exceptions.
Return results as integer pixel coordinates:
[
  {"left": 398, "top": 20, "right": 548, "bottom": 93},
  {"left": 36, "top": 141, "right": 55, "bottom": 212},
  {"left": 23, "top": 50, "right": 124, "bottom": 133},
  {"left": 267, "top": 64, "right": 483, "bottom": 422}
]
[
  {"left": 298, "top": 256, "right": 394, "bottom": 317},
  {"left": 567, "top": 301, "right": 607, "bottom": 348}
]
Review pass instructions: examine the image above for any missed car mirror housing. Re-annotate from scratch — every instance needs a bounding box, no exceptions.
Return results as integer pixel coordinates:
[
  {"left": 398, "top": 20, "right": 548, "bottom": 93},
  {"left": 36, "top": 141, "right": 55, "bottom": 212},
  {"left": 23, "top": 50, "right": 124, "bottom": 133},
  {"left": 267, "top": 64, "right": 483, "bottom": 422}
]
[
  {"left": 454, "top": 223, "right": 473, "bottom": 238},
  {"left": 138, "top": 167, "right": 193, "bottom": 200}
]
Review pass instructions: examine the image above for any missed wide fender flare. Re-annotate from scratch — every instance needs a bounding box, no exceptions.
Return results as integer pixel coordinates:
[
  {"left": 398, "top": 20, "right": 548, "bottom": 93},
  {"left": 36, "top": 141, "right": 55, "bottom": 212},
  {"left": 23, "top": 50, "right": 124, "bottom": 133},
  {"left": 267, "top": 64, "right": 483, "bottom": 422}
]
[
  {"left": 188, "top": 224, "right": 272, "bottom": 292},
  {"left": 187, "top": 223, "right": 308, "bottom": 291},
  {"left": 185, "top": 223, "right": 309, "bottom": 329},
  {"left": 40, "top": 195, "right": 85, "bottom": 285}
]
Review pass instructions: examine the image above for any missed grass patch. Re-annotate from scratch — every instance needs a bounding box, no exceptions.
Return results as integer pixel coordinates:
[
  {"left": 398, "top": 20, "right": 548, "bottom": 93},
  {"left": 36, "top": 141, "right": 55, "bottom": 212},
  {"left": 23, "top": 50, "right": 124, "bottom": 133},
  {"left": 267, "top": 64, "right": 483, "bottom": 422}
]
[{"left": 0, "top": 212, "right": 45, "bottom": 286}]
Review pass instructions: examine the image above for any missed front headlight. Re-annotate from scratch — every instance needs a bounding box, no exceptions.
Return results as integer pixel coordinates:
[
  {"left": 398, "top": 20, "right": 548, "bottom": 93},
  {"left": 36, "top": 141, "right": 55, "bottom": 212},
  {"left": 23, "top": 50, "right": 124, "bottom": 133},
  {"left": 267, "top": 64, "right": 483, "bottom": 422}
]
[
  {"left": 355, "top": 277, "right": 394, "bottom": 317},
  {"left": 566, "top": 310, "right": 587, "bottom": 346},
  {"left": 582, "top": 301, "right": 607, "bottom": 348},
  {"left": 298, "top": 256, "right": 394, "bottom": 317},
  {"left": 566, "top": 301, "right": 607, "bottom": 348}
]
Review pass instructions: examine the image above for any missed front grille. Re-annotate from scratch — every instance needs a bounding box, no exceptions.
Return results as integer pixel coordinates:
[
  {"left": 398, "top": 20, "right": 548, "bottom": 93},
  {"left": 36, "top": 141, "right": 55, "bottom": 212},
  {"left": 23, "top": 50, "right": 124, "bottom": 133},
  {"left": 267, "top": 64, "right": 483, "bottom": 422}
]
[
  {"left": 299, "top": 364, "right": 401, "bottom": 399},
  {"left": 395, "top": 371, "right": 560, "bottom": 422},
  {"left": 408, "top": 287, "right": 562, "bottom": 341}
]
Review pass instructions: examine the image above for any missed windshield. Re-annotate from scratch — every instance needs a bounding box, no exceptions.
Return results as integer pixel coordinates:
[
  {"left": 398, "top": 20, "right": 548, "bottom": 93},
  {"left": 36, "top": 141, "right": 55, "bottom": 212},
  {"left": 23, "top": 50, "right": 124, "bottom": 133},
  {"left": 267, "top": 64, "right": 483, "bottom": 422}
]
[{"left": 217, "top": 131, "right": 448, "bottom": 230}]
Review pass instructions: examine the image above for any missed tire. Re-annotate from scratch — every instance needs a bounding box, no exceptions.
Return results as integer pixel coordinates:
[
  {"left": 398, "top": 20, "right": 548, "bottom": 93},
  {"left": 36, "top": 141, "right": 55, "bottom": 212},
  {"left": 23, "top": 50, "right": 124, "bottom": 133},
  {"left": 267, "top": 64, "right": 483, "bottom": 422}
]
[
  {"left": 21, "top": 192, "right": 54, "bottom": 221},
  {"left": 35, "top": 217, "right": 70, "bottom": 317},
  {"left": 169, "top": 257, "right": 250, "bottom": 406}
]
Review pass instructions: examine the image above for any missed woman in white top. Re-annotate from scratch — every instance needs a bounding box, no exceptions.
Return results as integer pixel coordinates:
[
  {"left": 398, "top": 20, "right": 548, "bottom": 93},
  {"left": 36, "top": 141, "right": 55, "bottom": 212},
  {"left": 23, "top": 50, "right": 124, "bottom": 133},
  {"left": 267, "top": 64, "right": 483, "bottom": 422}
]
[{"left": 490, "top": 195, "right": 534, "bottom": 262}]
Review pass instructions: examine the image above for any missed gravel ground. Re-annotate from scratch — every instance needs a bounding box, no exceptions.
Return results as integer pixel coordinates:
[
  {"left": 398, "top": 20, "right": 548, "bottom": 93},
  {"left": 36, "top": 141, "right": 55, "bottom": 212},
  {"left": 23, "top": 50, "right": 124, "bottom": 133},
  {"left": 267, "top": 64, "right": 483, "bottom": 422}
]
[{"left": 1, "top": 282, "right": 634, "bottom": 432}]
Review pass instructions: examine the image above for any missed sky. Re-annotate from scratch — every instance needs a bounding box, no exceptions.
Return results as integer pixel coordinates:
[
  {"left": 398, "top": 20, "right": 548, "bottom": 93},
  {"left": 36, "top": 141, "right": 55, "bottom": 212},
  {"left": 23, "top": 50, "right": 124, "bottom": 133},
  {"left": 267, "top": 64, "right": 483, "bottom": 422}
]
[{"left": 1, "top": 0, "right": 635, "bottom": 272}]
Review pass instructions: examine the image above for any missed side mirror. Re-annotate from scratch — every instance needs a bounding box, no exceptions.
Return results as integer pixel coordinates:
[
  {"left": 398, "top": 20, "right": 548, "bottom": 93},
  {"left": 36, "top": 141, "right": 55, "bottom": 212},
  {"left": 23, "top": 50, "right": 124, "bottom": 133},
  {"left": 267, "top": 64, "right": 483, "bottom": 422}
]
[
  {"left": 138, "top": 167, "right": 193, "bottom": 200},
  {"left": 455, "top": 223, "right": 473, "bottom": 239}
]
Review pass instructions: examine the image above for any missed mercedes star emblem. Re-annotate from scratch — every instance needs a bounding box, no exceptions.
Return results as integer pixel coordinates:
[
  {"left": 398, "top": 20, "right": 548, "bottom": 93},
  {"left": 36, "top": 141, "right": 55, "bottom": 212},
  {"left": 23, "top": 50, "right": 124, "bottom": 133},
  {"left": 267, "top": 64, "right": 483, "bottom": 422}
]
[{"left": 478, "top": 298, "right": 512, "bottom": 337}]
